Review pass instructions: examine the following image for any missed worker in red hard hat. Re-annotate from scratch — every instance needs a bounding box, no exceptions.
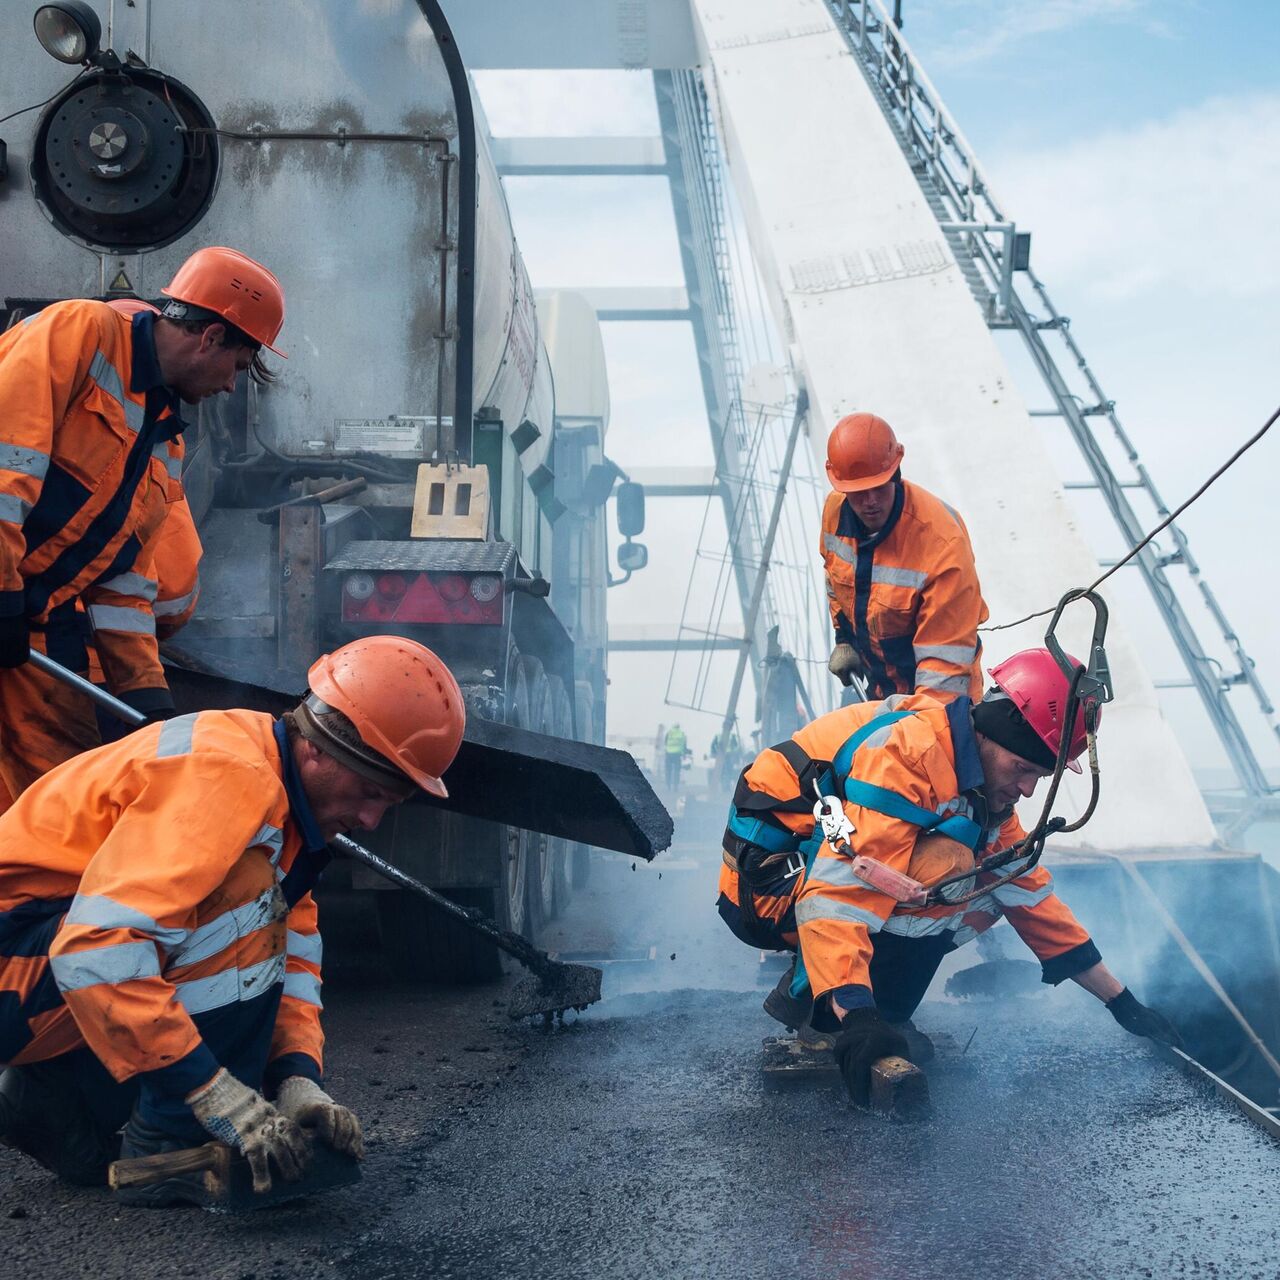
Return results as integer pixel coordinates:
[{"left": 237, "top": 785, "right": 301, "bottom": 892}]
[
  {"left": 717, "top": 647, "right": 1180, "bottom": 1107},
  {"left": 0, "top": 636, "right": 464, "bottom": 1205},
  {"left": 821, "top": 412, "right": 988, "bottom": 703},
  {"left": 0, "top": 247, "right": 284, "bottom": 810}
]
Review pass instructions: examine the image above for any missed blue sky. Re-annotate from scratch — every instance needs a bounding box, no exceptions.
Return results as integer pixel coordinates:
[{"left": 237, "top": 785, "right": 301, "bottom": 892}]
[{"left": 471, "top": 0, "right": 1280, "bottom": 780}]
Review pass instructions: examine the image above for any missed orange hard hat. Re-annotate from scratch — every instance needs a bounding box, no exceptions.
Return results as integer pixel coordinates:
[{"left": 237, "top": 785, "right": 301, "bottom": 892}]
[
  {"left": 825, "top": 413, "right": 904, "bottom": 492},
  {"left": 307, "top": 637, "right": 465, "bottom": 797},
  {"left": 161, "top": 246, "right": 286, "bottom": 356}
]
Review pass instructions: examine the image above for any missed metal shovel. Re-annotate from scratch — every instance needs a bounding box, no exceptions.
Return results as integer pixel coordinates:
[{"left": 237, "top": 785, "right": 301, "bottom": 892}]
[{"left": 31, "top": 650, "right": 603, "bottom": 1019}]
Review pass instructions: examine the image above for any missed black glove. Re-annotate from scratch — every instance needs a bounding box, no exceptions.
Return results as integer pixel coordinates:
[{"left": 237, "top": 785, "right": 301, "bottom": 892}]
[
  {"left": 1107, "top": 987, "right": 1184, "bottom": 1049},
  {"left": 0, "top": 614, "right": 29, "bottom": 669},
  {"left": 833, "top": 1007, "right": 911, "bottom": 1107}
]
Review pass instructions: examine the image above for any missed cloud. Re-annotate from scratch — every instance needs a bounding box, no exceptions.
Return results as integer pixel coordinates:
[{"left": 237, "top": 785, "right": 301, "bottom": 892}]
[
  {"left": 919, "top": 0, "right": 1171, "bottom": 67},
  {"left": 990, "top": 92, "right": 1280, "bottom": 300}
]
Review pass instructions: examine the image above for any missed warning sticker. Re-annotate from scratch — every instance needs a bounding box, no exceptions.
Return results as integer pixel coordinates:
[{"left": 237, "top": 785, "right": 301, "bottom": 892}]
[
  {"left": 334, "top": 416, "right": 448, "bottom": 456},
  {"left": 108, "top": 269, "right": 134, "bottom": 293}
]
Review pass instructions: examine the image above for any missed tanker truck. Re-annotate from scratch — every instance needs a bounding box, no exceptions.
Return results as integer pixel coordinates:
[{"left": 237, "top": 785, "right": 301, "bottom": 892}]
[{"left": 0, "top": 0, "right": 649, "bottom": 978}]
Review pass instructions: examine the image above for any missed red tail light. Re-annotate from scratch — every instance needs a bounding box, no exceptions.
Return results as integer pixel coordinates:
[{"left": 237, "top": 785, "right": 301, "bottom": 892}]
[{"left": 343, "top": 572, "right": 503, "bottom": 625}]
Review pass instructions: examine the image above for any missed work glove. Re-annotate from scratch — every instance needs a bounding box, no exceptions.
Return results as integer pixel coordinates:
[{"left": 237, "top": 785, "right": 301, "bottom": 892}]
[
  {"left": 0, "top": 616, "right": 29, "bottom": 669},
  {"left": 275, "top": 1076, "right": 365, "bottom": 1160},
  {"left": 1107, "top": 988, "right": 1185, "bottom": 1050},
  {"left": 186, "top": 1068, "right": 312, "bottom": 1194},
  {"left": 828, "top": 642, "right": 862, "bottom": 688},
  {"left": 833, "top": 1007, "right": 912, "bottom": 1107}
]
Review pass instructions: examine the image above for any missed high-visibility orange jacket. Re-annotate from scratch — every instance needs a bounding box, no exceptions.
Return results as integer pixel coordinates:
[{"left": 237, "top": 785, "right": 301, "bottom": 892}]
[
  {"left": 0, "top": 710, "right": 326, "bottom": 1098},
  {"left": 0, "top": 300, "right": 187, "bottom": 714},
  {"left": 821, "top": 481, "right": 988, "bottom": 702},
  {"left": 720, "top": 694, "right": 1099, "bottom": 1010}
]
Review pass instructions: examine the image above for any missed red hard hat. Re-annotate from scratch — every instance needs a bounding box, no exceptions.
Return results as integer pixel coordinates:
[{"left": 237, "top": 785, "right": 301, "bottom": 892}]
[
  {"left": 825, "top": 413, "right": 905, "bottom": 492},
  {"left": 988, "top": 648, "right": 1095, "bottom": 774},
  {"left": 161, "top": 246, "right": 287, "bottom": 356},
  {"left": 307, "top": 637, "right": 465, "bottom": 797}
]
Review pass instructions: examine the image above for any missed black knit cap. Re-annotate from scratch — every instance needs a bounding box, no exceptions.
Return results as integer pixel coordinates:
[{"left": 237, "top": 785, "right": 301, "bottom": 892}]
[{"left": 972, "top": 692, "right": 1057, "bottom": 771}]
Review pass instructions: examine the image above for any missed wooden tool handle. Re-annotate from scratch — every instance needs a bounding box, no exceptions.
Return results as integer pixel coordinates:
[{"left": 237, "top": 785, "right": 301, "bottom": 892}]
[{"left": 108, "top": 1141, "right": 231, "bottom": 1191}]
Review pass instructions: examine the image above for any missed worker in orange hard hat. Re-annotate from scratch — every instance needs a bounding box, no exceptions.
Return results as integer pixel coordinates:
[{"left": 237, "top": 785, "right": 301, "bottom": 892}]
[
  {"left": 717, "top": 648, "right": 1181, "bottom": 1107},
  {"left": 0, "top": 247, "right": 284, "bottom": 810},
  {"left": 821, "top": 412, "right": 988, "bottom": 703},
  {"left": 0, "top": 636, "right": 464, "bottom": 1204}
]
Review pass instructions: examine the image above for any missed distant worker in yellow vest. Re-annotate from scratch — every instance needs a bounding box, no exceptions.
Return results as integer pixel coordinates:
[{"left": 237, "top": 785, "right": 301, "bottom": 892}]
[
  {"left": 664, "top": 723, "right": 688, "bottom": 791},
  {"left": 821, "top": 413, "right": 988, "bottom": 702}
]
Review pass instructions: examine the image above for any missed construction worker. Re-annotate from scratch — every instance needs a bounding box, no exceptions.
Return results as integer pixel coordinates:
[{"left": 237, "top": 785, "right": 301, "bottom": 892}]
[
  {"left": 0, "top": 248, "right": 281, "bottom": 807},
  {"left": 0, "top": 635, "right": 465, "bottom": 1204},
  {"left": 664, "top": 722, "right": 688, "bottom": 790},
  {"left": 822, "top": 412, "right": 987, "bottom": 702},
  {"left": 716, "top": 649, "right": 1181, "bottom": 1106}
]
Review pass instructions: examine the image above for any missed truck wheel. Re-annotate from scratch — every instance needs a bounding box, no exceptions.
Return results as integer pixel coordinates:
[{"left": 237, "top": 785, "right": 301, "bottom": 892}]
[
  {"left": 498, "top": 653, "right": 532, "bottom": 942},
  {"left": 521, "top": 656, "right": 556, "bottom": 932},
  {"left": 547, "top": 675, "right": 575, "bottom": 913},
  {"left": 570, "top": 681, "right": 597, "bottom": 891}
]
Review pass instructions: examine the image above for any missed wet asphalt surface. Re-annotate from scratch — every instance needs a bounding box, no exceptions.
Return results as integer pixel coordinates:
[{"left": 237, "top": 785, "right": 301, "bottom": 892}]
[{"left": 3, "top": 824, "right": 1280, "bottom": 1278}]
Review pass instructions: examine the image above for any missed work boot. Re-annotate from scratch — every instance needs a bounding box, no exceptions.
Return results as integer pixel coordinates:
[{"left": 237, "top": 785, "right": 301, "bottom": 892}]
[
  {"left": 0, "top": 1060, "right": 123, "bottom": 1186},
  {"left": 113, "top": 1111, "right": 218, "bottom": 1209},
  {"left": 762, "top": 961, "right": 812, "bottom": 1033},
  {"left": 889, "top": 1019, "right": 935, "bottom": 1064}
]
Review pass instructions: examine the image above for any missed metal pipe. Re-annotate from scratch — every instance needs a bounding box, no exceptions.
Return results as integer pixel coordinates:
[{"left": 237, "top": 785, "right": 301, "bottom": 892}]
[{"left": 28, "top": 650, "right": 145, "bottom": 729}]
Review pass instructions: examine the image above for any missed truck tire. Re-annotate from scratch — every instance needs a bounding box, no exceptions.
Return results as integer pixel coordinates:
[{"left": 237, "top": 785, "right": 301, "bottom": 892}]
[
  {"left": 547, "top": 674, "right": 575, "bottom": 913},
  {"left": 570, "top": 681, "right": 598, "bottom": 891},
  {"left": 521, "top": 655, "right": 556, "bottom": 932},
  {"left": 496, "top": 652, "right": 532, "bottom": 943}
]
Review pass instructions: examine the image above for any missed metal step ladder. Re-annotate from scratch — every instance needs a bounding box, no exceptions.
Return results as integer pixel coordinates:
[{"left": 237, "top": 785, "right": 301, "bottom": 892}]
[{"left": 822, "top": 0, "right": 1280, "bottom": 833}]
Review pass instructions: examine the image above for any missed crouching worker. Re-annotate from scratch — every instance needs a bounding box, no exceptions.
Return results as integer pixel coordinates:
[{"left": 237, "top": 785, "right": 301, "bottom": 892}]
[
  {"left": 716, "top": 648, "right": 1181, "bottom": 1107},
  {"left": 0, "top": 635, "right": 464, "bottom": 1203}
]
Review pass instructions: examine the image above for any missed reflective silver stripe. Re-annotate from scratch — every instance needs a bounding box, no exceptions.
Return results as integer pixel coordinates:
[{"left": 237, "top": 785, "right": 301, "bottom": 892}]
[
  {"left": 0, "top": 493, "right": 31, "bottom": 526},
  {"left": 152, "top": 443, "right": 183, "bottom": 479},
  {"left": 156, "top": 713, "right": 197, "bottom": 758},
  {"left": 154, "top": 580, "right": 198, "bottom": 617},
  {"left": 172, "top": 953, "right": 286, "bottom": 1015},
  {"left": 822, "top": 533, "right": 856, "bottom": 566},
  {"left": 914, "top": 643, "right": 977, "bottom": 666},
  {"left": 98, "top": 571, "right": 158, "bottom": 603},
  {"left": 283, "top": 969, "right": 323, "bottom": 1008},
  {"left": 0, "top": 444, "right": 50, "bottom": 480},
  {"left": 871, "top": 565, "right": 927, "bottom": 590},
  {"left": 169, "top": 888, "right": 282, "bottom": 967},
  {"left": 855, "top": 723, "right": 896, "bottom": 751},
  {"left": 806, "top": 858, "right": 886, "bottom": 890},
  {"left": 880, "top": 912, "right": 955, "bottom": 938},
  {"left": 50, "top": 940, "right": 161, "bottom": 992},
  {"left": 916, "top": 670, "right": 971, "bottom": 695},
  {"left": 990, "top": 878, "right": 1054, "bottom": 909},
  {"left": 287, "top": 929, "right": 323, "bottom": 966},
  {"left": 64, "top": 892, "right": 188, "bottom": 951},
  {"left": 794, "top": 894, "right": 884, "bottom": 931},
  {"left": 249, "top": 822, "right": 285, "bottom": 864},
  {"left": 86, "top": 604, "right": 156, "bottom": 636},
  {"left": 88, "top": 350, "right": 146, "bottom": 433}
]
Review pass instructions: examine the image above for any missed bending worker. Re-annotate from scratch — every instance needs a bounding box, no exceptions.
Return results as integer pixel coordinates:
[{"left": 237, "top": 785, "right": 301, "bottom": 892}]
[
  {"left": 822, "top": 412, "right": 987, "bottom": 701},
  {"left": 0, "top": 636, "right": 465, "bottom": 1205},
  {"left": 716, "top": 648, "right": 1181, "bottom": 1107},
  {"left": 0, "top": 247, "right": 281, "bottom": 806}
]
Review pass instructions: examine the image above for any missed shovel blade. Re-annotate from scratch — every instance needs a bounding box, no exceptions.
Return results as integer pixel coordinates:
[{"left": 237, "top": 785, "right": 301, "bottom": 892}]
[{"left": 507, "top": 963, "right": 603, "bottom": 1020}]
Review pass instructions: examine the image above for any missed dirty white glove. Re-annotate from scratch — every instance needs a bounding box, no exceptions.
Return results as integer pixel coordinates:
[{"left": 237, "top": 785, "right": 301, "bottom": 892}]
[
  {"left": 275, "top": 1076, "right": 365, "bottom": 1159},
  {"left": 828, "top": 643, "right": 862, "bottom": 686},
  {"left": 186, "top": 1068, "right": 311, "bottom": 1194}
]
